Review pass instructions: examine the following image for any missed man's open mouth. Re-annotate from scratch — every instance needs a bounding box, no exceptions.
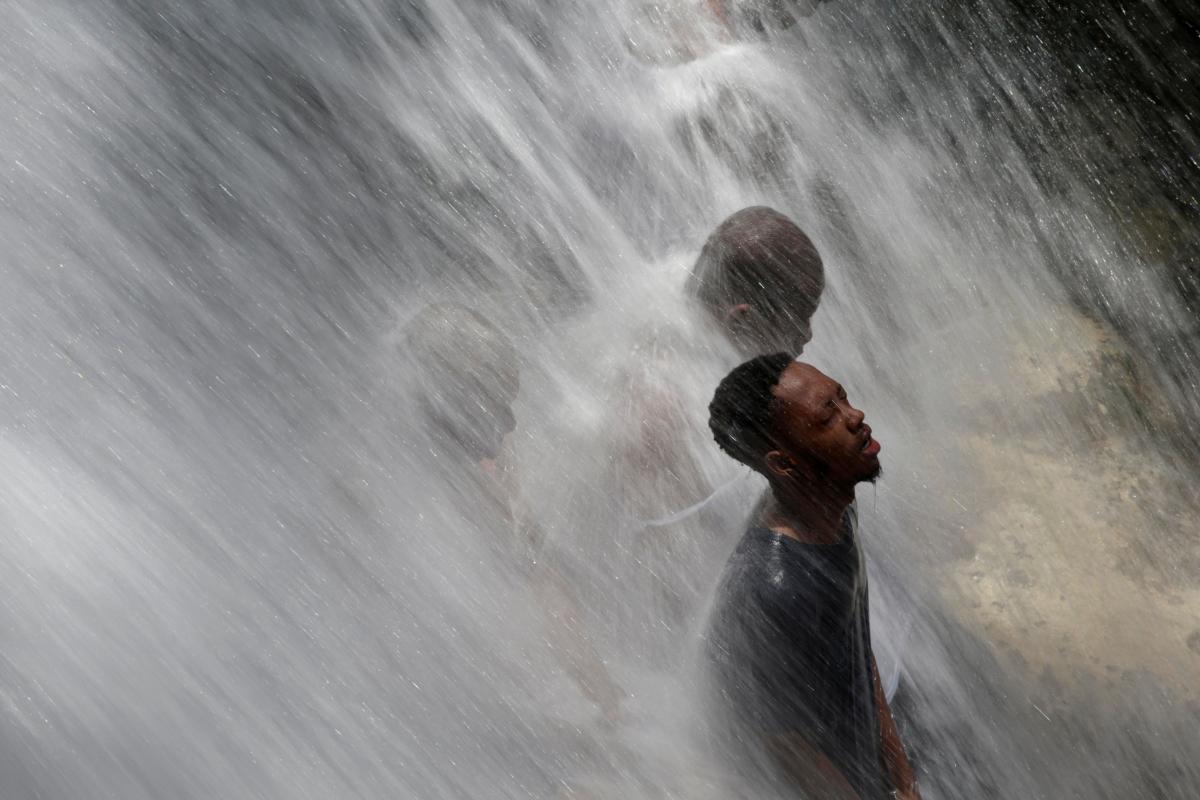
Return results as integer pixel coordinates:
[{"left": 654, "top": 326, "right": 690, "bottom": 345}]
[{"left": 859, "top": 427, "right": 881, "bottom": 457}]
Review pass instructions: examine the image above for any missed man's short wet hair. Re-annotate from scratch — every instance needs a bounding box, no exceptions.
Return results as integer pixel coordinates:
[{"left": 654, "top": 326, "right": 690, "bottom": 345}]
[
  {"left": 709, "top": 352, "right": 795, "bottom": 468},
  {"left": 687, "top": 206, "right": 824, "bottom": 322},
  {"left": 404, "top": 303, "right": 517, "bottom": 387}
]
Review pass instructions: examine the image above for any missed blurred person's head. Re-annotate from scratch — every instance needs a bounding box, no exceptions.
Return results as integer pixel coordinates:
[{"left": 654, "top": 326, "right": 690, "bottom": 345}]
[
  {"left": 404, "top": 304, "right": 519, "bottom": 463},
  {"left": 708, "top": 354, "right": 880, "bottom": 498},
  {"left": 688, "top": 207, "right": 824, "bottom": 357},
  {"left": 711, "top": 0, "right": 825, "bottom": 38}
]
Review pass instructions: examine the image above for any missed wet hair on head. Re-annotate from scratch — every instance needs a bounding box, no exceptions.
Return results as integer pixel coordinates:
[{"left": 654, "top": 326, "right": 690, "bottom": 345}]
[
  {"left": 708, "top": 352, "right": 795, "bottom": 468},
  {"left": 403, "top": 303, "right": 517, "bottom": 384},
  {"left": 687, "top": 206, "right": 824, "bottom": 322}
]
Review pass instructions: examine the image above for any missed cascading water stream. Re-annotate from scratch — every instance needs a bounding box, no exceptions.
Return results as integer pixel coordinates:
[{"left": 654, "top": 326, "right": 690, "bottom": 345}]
[{"left": 1, "top": 1, "right": 1197, "bottom": 798}]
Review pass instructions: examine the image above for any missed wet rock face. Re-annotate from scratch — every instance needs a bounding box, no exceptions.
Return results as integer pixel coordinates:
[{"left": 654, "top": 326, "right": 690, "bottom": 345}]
[
  {"left": 1013, "top": 1, "right": 1200, "bottom": 450},
  {"left": 879, "top": 1, "right": 1200, "bottom": 452},
  {"left": 899, "top": 609, "right": 1200, "bottom": 800},
  {"left": 883, "top": 300, "right": 1200, "bottom": 797}
]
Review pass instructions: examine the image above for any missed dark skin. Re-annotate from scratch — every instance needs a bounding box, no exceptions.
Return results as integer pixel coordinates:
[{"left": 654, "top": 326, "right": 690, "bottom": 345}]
[{"left": 756, "top": 362, "right": 920, "bottom": 800}]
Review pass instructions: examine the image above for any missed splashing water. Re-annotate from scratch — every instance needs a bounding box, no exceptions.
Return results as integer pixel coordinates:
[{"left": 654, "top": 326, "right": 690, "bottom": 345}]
[{"left": 2, "top": 1, "right": 1198, "bottom": 798}]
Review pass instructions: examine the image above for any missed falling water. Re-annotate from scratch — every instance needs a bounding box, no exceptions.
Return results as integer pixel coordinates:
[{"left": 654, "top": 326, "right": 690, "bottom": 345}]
[{"left": 2, "top": 1, "right": 1198, "bottom": 798}]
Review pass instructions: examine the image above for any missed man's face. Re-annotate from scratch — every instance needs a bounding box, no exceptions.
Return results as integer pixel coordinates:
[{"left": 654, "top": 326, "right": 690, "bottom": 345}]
[
  {"left": 718, "top": 257, "right": 824, "bottom": 357},
  {"left": 769, "top": 362, "right": 881, "bottom": 486},
  {"left": 720, "top": 302, "right": 817, "bottom": 358}
]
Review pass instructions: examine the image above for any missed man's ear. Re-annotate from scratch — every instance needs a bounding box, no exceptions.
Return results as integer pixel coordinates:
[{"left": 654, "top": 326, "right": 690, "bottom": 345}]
[
  {"left": 721, "top": 302, "right": 753, "bottom": 326},
  {"left": 763, "top": 449, "right": 795, "bottom": 481}
]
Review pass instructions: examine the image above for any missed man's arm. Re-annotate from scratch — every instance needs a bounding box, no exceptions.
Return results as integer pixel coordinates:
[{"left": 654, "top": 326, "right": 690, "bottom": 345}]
[{"left": 872, "top": 654, "right": 920, "bottom": 799}]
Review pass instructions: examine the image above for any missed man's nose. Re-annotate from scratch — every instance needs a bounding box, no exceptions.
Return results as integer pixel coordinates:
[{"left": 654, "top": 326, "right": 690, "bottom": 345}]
[{"left": 847, "top": 406, "right": 866, "bottom": 429}]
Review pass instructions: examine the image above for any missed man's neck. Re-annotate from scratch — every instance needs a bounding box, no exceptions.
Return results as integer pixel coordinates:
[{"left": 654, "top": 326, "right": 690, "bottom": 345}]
[{"left": 761, "top": 479, "right": 853, "bottom": 545}]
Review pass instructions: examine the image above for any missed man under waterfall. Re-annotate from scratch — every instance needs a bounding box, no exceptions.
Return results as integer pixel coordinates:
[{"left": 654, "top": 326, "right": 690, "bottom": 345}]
[
  {"left": 404, "top": 304, "right": 624, "bottom": 723},
  {"left": 704, "top": 354, "right": 919, "bottom": 800},
  {"left": 575, "top": 205, "right": 828, "bottom": 665}
]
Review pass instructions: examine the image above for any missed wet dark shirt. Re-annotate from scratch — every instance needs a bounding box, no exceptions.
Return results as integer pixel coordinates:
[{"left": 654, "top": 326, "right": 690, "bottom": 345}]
[{"left": 706, "top": 508, "right": 887, "bottom": 798}]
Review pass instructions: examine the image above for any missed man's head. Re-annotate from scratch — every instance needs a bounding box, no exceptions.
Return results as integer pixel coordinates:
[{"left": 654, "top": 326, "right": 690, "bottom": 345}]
[
  {"left": 687, "top": 206, "right": 825, "bottom": 357},
  {"left": 404, "top": 304, "right": 519, "bottom": 462},
  {"left": 709, "top": 354, "right": 880, "bottom": 491},
  {"left": 725, "top": 0, "right": 821, "bottom": 35}
]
